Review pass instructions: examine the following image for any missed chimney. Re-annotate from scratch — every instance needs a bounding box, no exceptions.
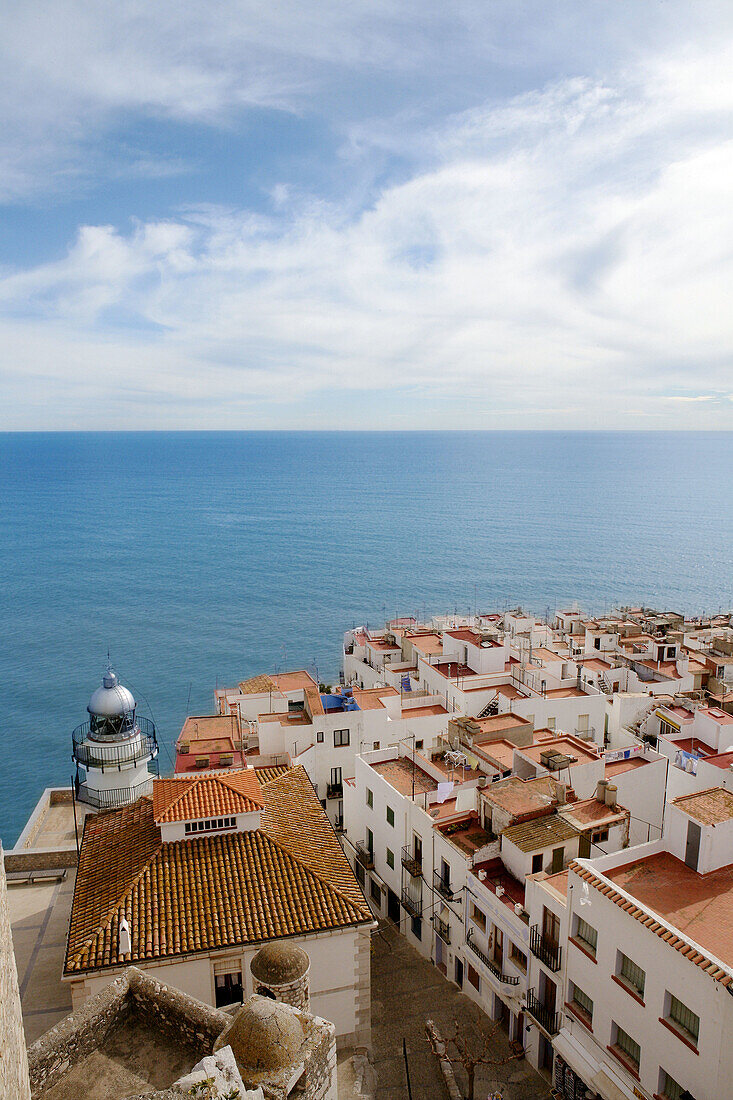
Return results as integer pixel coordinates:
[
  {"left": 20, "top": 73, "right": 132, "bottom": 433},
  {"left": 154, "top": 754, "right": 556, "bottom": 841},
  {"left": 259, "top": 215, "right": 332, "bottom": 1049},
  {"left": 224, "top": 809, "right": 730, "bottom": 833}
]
[
  {"left": 596, "top": 779, "right": 609, "bottom": 802},
  {"left": 604, "top": 783, "right": 618, "bottom": 809},
  {"left": 554, "top": 780, "right": 567, "bottom": 804},
  {"left": 118, "top": 916, "right": 132, "bottom": 957}
]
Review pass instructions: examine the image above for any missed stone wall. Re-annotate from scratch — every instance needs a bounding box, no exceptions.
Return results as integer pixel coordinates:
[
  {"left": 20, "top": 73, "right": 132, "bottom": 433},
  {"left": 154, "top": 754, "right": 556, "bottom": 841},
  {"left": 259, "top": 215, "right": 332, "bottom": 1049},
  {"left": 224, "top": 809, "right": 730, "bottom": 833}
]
[
  {"left": 0, "top": 844, "right": 32, "bottom": 1100},
  {"left": 4, "top": 848, "right": 78, "bottom": 872},
  {"left": 127, "top": 968, "right": 229, "bottom": 1050}
]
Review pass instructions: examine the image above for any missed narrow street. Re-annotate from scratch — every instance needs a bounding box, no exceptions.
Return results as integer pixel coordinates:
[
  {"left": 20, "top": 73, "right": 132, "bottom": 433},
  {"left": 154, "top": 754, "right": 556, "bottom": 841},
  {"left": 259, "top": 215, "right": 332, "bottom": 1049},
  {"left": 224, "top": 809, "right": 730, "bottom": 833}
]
[{"left": 371, "top": 921, "right": 553, "bottom": 1100}]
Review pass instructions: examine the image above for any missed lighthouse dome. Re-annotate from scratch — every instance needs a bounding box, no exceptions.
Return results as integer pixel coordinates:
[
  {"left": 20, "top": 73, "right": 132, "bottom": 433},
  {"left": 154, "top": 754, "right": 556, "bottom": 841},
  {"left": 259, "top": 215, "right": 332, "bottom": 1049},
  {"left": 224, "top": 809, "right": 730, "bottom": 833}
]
[{"left": 88, "top": 668, "right": 135, "bottom": 718}]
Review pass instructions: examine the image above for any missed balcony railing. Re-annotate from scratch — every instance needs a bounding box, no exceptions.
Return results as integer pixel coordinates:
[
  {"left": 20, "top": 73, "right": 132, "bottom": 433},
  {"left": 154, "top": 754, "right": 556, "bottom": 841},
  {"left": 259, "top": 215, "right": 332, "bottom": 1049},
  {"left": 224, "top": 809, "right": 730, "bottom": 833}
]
[
  {"left": 333, "top": 817, "right": 345, "bottom": 833},
  {"left": 75, "top": 776, "right": 153, "bottom": 809},
  {"left": 356, "top": 843, "right": 374, "bottom": 869},
  {"left": 466, "top": 931, "right": 519, "bottom": 985},
  {"left": 401, "top": 845, "right": 422, "bottom": 877},
  {"left": 525, "top": 990, "right": 560, "bottom": 1035},
  {"left": 530, "top": 925, "right": 563, "bottom": 972},
  {"left": 72, "top": 717, "right": 158, "bottom": 770},
  {"left": 433, "top": 915, "right": 450, "bottom": 943},
  {"left": 326, "top": 782, "right": 343, "bottom": 800},
  {"left": 433, "top": 870, "right": 461, "bottom": 902},
  {"left": 401, "top": 888, "right": 422, "bottom": 917}
]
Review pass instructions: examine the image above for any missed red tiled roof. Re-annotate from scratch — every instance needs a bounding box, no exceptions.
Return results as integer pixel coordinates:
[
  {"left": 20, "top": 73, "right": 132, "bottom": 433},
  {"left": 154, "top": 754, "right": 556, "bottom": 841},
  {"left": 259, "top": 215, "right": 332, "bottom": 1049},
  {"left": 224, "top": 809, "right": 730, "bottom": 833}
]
[{"left": 153, "top": 770, "right": 264, "bottom": 823}]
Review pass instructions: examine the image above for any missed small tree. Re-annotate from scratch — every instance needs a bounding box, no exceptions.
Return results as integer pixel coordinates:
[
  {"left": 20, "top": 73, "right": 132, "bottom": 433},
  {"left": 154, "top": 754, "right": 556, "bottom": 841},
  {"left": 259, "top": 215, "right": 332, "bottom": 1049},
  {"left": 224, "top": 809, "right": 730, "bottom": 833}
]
[{"left": 426, "top": 1018, "right": 521, "bottom": 1100}]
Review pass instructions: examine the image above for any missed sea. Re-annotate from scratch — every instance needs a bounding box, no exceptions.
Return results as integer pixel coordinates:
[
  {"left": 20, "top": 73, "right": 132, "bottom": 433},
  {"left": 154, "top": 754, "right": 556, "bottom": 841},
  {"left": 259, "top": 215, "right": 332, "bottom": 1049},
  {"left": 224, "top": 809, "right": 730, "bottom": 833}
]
[{"left": 1, "top": 430, "right": 731, "bottom": 846}]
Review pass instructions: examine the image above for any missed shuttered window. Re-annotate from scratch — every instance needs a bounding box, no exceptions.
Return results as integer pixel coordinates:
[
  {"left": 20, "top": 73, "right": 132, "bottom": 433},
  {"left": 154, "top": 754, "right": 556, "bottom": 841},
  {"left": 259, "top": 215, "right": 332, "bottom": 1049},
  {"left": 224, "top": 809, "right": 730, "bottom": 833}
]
[
  {"left": 619, "top": 952, "right": 645, "bottom": 998},
  {"left": 668, "top": 994, "right": 700, "bottom": 1044},
  {"left": 575, "top": 917, "right": 597, "bottom": 955},
  {"left": 614, "top": 1025, "right": 640, "bottom": 1069}
]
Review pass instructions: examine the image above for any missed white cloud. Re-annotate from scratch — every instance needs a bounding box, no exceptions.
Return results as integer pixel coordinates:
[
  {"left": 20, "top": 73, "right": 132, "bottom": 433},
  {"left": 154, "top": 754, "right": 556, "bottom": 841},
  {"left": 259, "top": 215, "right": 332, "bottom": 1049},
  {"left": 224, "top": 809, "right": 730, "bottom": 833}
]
[{"left": 2, "top": 4, "right": 733, "bottom": 426}]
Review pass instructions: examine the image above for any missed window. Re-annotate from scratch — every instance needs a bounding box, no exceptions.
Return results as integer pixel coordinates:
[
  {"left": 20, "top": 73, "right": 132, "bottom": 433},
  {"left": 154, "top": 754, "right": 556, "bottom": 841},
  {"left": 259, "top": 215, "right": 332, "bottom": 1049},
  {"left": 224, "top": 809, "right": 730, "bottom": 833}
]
[
  {"left": 386, "top": 848, "right": 395, "bottom": 869},
  {"left": 658, "top": 1069, "right": 684, "bottom": 1100},
  {"left": 411, "top": 915, "right": 422, "bottom": 940},
  {"left": 574, "top": 917, "right": 598, "bottom": 957},
  {"left": 509, "top": 943, "right": 527, "bottom": 971},
  {"left": 370, "top": 878, "right": 381, "bottom": 905},
  {"left": 334, "top": 728, "right": 350, "bottom": 747},
  {"left": 355, "top": 861, "right": 365, "bottom": 886},
  {"left": 416, "top": 739, "right": 424, "bottom": 750},
  {"left": 470, "top": 902, "right": 487, "bottom": 933},
  {"left": 467, "top": 962, "right": 480, "bottom": 991},
  {"left": 185, "top": 816, "right": 236, "bottom": 834},
  {"left": 548, "top": 718, "right": 556, "bottom": 731},
  {"left": 617, "top": 952, "right": 645, "bottom": 999},
  {"left": 612, "top": 1024, "right": 640, "bottom": 1071},
  {"left": 594, "top": 637, "right": 601, "bottom": 650},
  {"left": 531, "top": 853, "right": 543, "bottom": 874},
  {"left": 366, "top": 788, "right": 373, "bottom": 808},
  {"left": 386, "top": 806, "right": 395, "bottom": 827},
  {"left": 570, "top": 983, "right": 593, "bottom": 1025},
  {"left": 366, "top": 827, "right": 374, "bottom": 855},
  {"left": 592, "top": 828, "right": 609, "bottom": 843},
  {"left": 316, "top": 730, "right": 324, "bottom": 743},
  {"left": 373, "top": 741, "right": 380, "bottom": 750},
  {"left": 330, "top": 766, "right": 342, "bottom": 788},
  {"left": 666, "top": 993, "right": 700, "bottom": 1046}
]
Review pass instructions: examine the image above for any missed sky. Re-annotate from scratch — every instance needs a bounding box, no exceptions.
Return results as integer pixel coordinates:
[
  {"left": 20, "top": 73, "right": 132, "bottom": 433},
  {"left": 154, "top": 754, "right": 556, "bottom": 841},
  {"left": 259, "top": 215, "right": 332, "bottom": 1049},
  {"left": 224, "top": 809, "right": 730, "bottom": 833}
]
[{"left": 1, "top": 1, "right": 733, "bottom": 430}]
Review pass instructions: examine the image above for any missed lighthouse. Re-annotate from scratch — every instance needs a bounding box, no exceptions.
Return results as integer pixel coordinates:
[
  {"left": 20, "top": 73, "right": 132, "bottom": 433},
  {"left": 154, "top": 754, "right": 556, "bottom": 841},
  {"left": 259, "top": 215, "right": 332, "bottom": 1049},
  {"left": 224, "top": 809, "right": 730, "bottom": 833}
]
[{"left": 72, "top": 665, "right": 159, "bottom": 809}]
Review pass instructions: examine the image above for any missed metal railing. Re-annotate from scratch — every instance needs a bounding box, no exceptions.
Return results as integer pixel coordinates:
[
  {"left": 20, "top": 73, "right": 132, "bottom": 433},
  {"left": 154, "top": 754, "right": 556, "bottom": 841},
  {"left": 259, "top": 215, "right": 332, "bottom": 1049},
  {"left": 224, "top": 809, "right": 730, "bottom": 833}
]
[
  {"left": 402, "top": 845, "right": 422, "bottom": 877},
  {"left": 525, "top": 990, "right": 560, "bottom": 1035},
  {"left": 433, "top": 869, "right": 460, "bottom": 902},
  {"left": 76, "top": 777, "right": 153, "bottom": 809},
  {"left": 466, "top": 931, "right": 519, "bottom": 984},
  {"left": 530, "top": 926, "right": 562, "bottom": 972},
  {"left": 356, "top": 843, "right": 374, "bottom": 869},
  {"left": 401, "top": 888, "right": 422, "bottom": 917},
  {"left": 72, "top": 717, "right": 158, "bottom": 770},
  {"left": 326, "top": 782, "right": 343, "bottom": 800},
  {"left": 433, "top": 915, "right": 450, "bottom": 943}
]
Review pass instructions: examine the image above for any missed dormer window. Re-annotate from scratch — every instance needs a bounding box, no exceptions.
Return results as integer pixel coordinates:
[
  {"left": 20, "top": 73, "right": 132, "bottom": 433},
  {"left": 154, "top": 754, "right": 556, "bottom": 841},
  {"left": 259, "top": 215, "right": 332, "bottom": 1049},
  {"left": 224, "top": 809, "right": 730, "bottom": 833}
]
[{"left": 185, "top": 816, "right": 236, "bottom": 835}]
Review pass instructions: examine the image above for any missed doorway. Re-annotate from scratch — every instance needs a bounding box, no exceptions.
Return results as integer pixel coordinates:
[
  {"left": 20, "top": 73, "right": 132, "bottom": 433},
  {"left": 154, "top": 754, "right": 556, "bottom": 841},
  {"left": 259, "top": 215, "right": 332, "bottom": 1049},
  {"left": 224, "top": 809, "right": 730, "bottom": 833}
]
[
  {"left": 387, "top": 887, "right": 400, "bottom": 924},
  {"left": 455, "top": 957, "right": 463, "bottom": 988}
]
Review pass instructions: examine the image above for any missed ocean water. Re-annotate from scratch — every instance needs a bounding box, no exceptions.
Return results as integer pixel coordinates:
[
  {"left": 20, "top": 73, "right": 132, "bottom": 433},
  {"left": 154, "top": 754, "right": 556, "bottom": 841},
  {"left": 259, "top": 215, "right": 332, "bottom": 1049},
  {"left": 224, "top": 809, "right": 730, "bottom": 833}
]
[{"left": 0, "top": 430, "right": 731, "bottom": 845}]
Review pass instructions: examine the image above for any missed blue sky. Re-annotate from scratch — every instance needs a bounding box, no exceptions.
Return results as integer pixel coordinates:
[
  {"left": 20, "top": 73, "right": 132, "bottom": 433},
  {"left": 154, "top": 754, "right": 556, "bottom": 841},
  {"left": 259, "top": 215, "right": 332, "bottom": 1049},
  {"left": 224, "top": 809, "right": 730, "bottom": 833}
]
[{"left": 1, "top": 1, "right": 733, "bottom": 429}]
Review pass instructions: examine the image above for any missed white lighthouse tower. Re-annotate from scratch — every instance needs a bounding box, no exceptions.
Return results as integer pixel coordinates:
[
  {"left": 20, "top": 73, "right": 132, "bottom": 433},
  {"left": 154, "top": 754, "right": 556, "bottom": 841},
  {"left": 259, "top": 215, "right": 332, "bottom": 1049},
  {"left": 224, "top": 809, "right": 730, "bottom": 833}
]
[{"left": 72, "top": 665, "right": 159, "bottom": 809}]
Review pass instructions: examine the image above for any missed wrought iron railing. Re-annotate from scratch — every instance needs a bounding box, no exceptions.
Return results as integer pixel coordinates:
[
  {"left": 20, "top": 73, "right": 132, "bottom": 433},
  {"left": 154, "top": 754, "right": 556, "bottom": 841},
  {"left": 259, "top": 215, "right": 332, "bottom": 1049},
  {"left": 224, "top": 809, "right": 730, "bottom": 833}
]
[
  {"left": 433, "top": 869, "right": 460, "bottom": 901},
  {"left": 530, "top": 925, "right": 562, "bottom": 972},
  {"left": 466, "top": 931, "right": 520, "bottom": 984},
  {"left": 433, "top": 915, "right": 450, "bottom": 943},
  {"left": 402, "top": 845, "right": 422, "bottom": 877},
  {"left": 326, "top": 782, "right": 343, "bottom": 799},
  {"left": 76, "top": 777, "right": 153, "bottom": 809},
  {"left": 401, "top": 888, "right": 422, "bottom": 917},
  {"left": 356, "top": 843, "right": 374, "bottom": 869},
  {"left": 525, "top": 989, "right": 560, "bottom": 1035},
  {"left": 72, "top": 717, "right": 158, "bottom": 769}
]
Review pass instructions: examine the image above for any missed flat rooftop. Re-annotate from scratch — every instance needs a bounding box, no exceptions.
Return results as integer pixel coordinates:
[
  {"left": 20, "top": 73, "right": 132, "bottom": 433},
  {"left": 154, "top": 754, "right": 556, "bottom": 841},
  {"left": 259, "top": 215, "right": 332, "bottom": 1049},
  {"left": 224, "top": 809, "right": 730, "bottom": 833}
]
[
  {"left": 560, "top": 797, "right": 627, "bottom": 829},
  {"left": 605, "top": 757, "right": 649, "bottom": 777},
  {"left": 520, "top": 738, "right": 599, "bottom": 766},
  {"left": 471, "top": 858, "right": 525, "bottom": 909},
  {"left": 371, "top": 757, "right": 437, "bottom": 796},
  {"left": 470, "top": 713, "right": 531, "bottom": 738},
  {"left": 605, "top": 850, "right": 733, "bottom": 969},
  {"left": 542, "top": 869, "right": 569, "bottom": 900},
  {"left": 482, "top": 776, "right": 556, "bottom": 818},
  {"left": 401, "top": 704, "right": 447, "bottom": 718},
  {"left": 544, "top": 687, "right": 588, "bottom": 698},
  {"left": 438, "top": 814, "right": 495, "bottom": 856}
]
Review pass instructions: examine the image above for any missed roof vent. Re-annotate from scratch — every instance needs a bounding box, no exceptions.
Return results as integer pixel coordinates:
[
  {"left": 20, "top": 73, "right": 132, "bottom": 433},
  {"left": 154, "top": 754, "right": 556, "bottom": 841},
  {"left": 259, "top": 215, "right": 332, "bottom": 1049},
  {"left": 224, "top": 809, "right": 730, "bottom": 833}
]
[{"left": 119, "top": 916, "right": 131, "bottom": 956}]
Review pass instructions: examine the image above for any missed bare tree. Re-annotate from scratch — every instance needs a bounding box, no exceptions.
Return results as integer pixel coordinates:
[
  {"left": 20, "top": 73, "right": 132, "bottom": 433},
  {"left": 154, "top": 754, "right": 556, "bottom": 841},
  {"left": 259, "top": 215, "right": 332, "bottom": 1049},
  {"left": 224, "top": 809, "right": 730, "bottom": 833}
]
[{"left": 426, "top": 1018, "right": 522, "bottom": 1100}]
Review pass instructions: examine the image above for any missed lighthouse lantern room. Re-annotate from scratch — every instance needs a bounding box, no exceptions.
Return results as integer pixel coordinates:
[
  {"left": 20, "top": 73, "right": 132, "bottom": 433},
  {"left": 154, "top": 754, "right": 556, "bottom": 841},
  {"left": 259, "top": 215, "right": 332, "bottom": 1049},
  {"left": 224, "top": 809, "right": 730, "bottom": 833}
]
[{"left": 72, "top": 666, "right": 159, "bottom": 809}]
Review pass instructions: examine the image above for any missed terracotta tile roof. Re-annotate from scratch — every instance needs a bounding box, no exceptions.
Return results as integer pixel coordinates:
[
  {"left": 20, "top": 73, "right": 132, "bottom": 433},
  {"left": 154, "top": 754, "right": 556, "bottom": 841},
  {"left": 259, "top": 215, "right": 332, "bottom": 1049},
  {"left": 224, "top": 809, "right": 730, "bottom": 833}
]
[
  {"left": 153, "top": 771, "right": 264, "bottom": 823},
  {"left": 503, "top": 813, "right": 578, "bottom": 852},
  {"left": 571, "top": 855, "right": 733, "bottom": 985},
  {"left": 65, "top": 767, "right": 371, "bottom": 976},
  {"left": 254, "top": 765, "right": 291, "bottom": 784},
  {"left": 239, "top": 674, "right": 278, "bottom": 695}
]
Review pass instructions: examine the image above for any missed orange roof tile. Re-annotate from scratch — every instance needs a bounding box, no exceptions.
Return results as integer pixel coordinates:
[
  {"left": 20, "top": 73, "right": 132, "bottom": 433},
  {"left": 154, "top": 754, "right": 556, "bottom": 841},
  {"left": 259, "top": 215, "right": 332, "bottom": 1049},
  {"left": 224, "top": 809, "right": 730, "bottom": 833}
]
[
  {"left": 65, "top": 767, "right": 371, "bottom": 976},
  {"left": 153, "top": 771, "right": 264, "bottom": 823}
]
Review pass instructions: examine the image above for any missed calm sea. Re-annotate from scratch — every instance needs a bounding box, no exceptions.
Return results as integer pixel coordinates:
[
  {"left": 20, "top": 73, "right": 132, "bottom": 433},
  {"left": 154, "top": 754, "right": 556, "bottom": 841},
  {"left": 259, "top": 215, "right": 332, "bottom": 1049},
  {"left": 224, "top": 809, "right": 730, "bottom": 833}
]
[{"left": 1, "top": 430, "right": 731, "bottom": 844}]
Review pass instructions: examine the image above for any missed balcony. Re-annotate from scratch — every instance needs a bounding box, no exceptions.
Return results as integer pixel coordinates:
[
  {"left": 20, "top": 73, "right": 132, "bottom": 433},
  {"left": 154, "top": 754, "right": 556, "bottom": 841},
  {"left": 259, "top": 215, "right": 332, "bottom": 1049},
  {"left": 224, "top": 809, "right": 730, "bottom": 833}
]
[
  {"left": 401, "top": 845, "right": 422, "bottom": 877},
  {"left": 525, "top": 990, "right": 560, "bottom": 1035},
  {"left": 76, "top": 776, "right": 153, "bottom": 809},
  {"left": 356, "top": 843, "right": 374, "bottom": 870},
  {"left": 72, "top": 717, "right": 158, "bottom": 770},
  {"left": 333, "top": 817, "right": 345, "bottom": 833},
  {"left": 401, "top": 888, "right": 422, "bottom": 917},
  {"left": 530, "top": 925, "right": 563, "bottom": 972},
  {"left": 466, "top": 931, "right": 519, "bottom": 985},
  {"left": 433, "top": 915, "right": 450, "bottom": 943},
  {"left": 326, "top": 782, "right": 343, "bottom": 800},
  {"left": 433, "top": 870, "right": 461, "bottom": 902}
]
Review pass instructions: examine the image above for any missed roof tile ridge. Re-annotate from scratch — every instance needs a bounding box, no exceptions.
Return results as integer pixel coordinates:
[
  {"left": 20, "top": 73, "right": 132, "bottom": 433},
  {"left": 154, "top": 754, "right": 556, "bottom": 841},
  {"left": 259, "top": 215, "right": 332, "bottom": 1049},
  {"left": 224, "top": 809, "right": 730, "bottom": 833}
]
[
  {"left": 216, "top": 769, "right": 264, "bottom": 807},
  {"left": 260, "top": 829, "right": 371, "bottom": 921},
  {"left": 67, "top": 825, "right": 162, "bottom": 969},
  {"left": 156, "top": 774, "right": 203, "bottom": 822}
]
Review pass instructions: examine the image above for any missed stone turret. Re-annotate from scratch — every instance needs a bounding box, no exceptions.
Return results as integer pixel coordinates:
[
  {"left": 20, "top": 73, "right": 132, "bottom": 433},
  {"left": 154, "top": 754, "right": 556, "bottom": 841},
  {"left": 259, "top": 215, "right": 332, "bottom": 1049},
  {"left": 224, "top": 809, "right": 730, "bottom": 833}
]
[{"left": 250, "top": 941, "right": 311, "bottom": 1012}]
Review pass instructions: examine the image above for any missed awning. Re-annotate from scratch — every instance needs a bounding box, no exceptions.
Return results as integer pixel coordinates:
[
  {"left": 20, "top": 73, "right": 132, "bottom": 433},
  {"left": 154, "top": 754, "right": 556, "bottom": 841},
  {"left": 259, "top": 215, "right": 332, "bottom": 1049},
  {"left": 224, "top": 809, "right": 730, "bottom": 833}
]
[
  {"left": 552, "top": 1030, "right": 600, "bottom": 1085},
  {"left": 592, "top": 1069, "right": 635, "bottom": 1100}
]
